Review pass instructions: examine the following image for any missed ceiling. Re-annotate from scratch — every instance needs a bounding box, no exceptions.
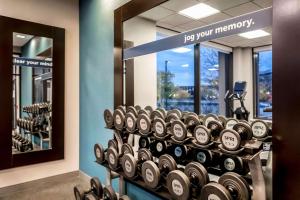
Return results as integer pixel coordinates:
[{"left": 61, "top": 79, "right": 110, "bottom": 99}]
[
  {"left": 139, "top": 0, "right": 272, "bottom": 48},
  {"left": 13, "top": 32, "right": 34, "bottom": 47}
]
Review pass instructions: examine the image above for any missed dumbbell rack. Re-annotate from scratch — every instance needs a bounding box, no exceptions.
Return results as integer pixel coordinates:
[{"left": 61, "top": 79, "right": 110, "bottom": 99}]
[{"left": 96, "top": 128, "right": 267, "bottom": 200}]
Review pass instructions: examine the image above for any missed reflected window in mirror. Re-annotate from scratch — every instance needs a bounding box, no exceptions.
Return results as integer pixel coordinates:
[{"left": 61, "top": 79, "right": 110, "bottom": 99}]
[
  {"left": 12, "top": 32, "right": 53, "bottom": 154},
  {"left": 254, "top": 49, "right": 272, "bottom": 119}
]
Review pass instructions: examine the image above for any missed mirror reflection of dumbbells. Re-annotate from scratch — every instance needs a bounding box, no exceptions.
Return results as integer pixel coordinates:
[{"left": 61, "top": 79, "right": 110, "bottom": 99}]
[
  {"left": 166, "top": 162, "right": 209, "bottom": 200},
  {"left": 200, "top": 172, "right": 251, "bottom": 200},
  {"left": 121, "top": 148, "right": 153, "bottom": 179},
  {"left": 141, "top": 154, "right": 177, "bottom": 189},
  {"left": 74, "top": 177, "right": 131, "bottom": 200},
  {"left": 12, "top": 134, "right": 33, "bottom": 152},
  {"left": 220, "top": 122, "right": 253, "bottom": 151}
]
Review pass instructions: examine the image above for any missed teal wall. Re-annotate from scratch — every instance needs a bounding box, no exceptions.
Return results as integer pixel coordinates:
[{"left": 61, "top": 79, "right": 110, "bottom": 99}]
[{"left": 79, "top": 1, "right": 160, "bottom": 199}]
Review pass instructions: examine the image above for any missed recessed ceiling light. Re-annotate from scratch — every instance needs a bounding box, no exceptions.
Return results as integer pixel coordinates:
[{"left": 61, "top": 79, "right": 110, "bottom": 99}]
[
  {"left": 172, "top": 47, "right": 191, "bottom": 53},
  {"left": 16, "top": 34, "right": 26, "bottom": 39},
  {"left": 179, "top": 3, "right": 220, "bottom": 20},
  {"left": 239, "top": 30, "right": 270, "bottom": 39},
  {"left": 181, "top": 64, "right": 189, "bottom": 68}
]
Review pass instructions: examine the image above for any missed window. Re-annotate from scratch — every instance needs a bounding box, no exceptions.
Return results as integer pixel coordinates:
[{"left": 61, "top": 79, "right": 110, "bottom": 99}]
[
  {"left": 156, "top": 46, "right": 195, "bottom": 111},
  {"left": 254, "top": 49, "right": 272, "bottom": 119}
]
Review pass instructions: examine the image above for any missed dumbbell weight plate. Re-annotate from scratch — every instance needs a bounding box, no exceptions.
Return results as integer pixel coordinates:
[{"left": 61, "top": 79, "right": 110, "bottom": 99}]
[
  {"left": 90, "top": 177, "right": 103, "bottom": 197},
  {"left": 150, "top": 110, "right": 164, "bottom": 121},
  {"left": 184, "top": 162, "right": 209, "bottom": 188},
  {"left": 233, "top": 122, "right": 253, "bottom": 140},
  {"left": 203, "top": 113, "right": 218, "bottom": 127},
  {"left": 137, "top": 114, "right": 151, "bottom": 134},
  {"left": 165, "top": 113, "right": 179, "bottom": 123},
  {"left": 207, "top": 120, "right": 224, "bottom": 137},
  {"left": 157, "top": 108, "right": 167, "bottom": 118},
  {"left": 220, "top": 155, "right": 244, "bottom": 173},
  {"left": 219, "top": 172, "right": 250, "bottom": 200},
  {"left": 167, "top": 170, "right": 191, "bottom": 200},
  {"left": 144, "top": 106, "right": 154, "bottom": 114},
  {"left": 168, "top": 109, "right": 182, "bottom": 119},
  {"left": 158, "top": 154, "right": 177, "bottom": 172},
  {"left": 113, "top": 109, "right": 125, "bottom": 131},
  {"left": 251, "top": 120, "right": 269, "bottom": 138},
  {"left": 94, "top": 143, "right": 105, "bottom": 163},
  {"left": 108, "top": 139, "right": 118, "bottom": 151},
  {"left": 119, "top": 195, "right": 131, "bottom": 200},
  {"left": 141, "top": 161, "right": 161, "bottom": 188},
  {"left": 125, "top": 113, "right": 137, "bottom": 132},
  {"left": 135, "top": 105, "right": 141, "bottom": 111},
  {"left": 107, "top": 147, "right": 119, "bottom": 170},
  {"left": 127, "top": 106, "right": 138, "bottom": 117},
  {"left": 117, "top": 105, "right": 126, "bottom": 115},
  {"left": 121, "top": 143, "right": 134, "bottom": 155},
  {"left": 138, "top": 148, "right": 153, "bottom": 162},
  {"left": 218, "top": 115, "right": 227, "bottom": 127},
  {"left": 171, "top": 120, "right": 188, "bottom": 141},
  {"left": 195, "top": 150, "right": 213, "bottom": 166},
  {"left": 74, "top": 185, "right": 85, "bottom": 200},
  {"left": 185, "top": 115, "right": 201, "bottom": 128},
  {"left": 104, "top": 109, "right": 114, "bottom": 128},
  {"left": 226, "top": 118, "right": 238, "bottom": 129},
  {"left": 151, "top": 140, "right": 168, "bottom": 156},
  {"left": 172, "top": 144, "right": 188, "bottom": 161},
  {"left": 103, "top": 185, "right": 118, "bottom": 200},
  {"left": 220, "top": 129, "right": 241, "bottom": 151},
  {"left": 200, "top": 182, "right": 232, "bottom": 200},
  {"left": 138, "top": 136, "right": 151, "bottom": 149},
  {"left": 152, "top": 118, "right": 167, "bottom": 137},
  {"left": 121, "top": 153, "right": 137, "bottom": 178},
  {"left": 194, "top": 125, "right": 211, "bottom": 145}
]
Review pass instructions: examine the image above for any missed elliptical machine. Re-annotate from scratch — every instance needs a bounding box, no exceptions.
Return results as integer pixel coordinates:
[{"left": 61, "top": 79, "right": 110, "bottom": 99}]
[{"left": 224, "top": 81, "right": 250, "bottom": 121}]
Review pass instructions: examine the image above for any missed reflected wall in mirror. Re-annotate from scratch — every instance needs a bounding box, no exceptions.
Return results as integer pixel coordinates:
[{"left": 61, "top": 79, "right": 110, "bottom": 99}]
[{"left": 12, "top": 32, "right": 53, "bottom": 154}]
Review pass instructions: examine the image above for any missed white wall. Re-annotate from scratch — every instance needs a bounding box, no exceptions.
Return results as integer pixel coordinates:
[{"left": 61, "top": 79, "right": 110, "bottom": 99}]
[
  {"left": 124, "top": 17, "right": 157, "bottom": 107},
  {"left": 233, "top": 47, "right": 254, "bottom": 118},
  {"left": 0, "top": 0, "right": 79, "bottom": 187}
]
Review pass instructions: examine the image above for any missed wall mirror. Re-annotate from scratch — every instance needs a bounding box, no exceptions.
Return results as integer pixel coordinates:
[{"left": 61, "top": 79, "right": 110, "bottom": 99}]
[{"left": 0, "top": 16, "right": 65, "bottom": 170}]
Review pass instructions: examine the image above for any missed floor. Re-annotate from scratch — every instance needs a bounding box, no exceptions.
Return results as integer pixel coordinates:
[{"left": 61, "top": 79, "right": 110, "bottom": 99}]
[{"left": 0, "top": 171, "right": 89, "bottom": 200}]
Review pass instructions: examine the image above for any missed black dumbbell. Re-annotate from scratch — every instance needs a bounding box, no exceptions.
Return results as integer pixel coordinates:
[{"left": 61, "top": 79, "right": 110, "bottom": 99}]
[
  {"left": 220, "top": 122, "right": 253, "bottom": 151},
  {"left": 141, "top": 154, "right": 177, "bottom": 189},
  {"left": 169, "top": 144, "right": 191, "bottom": 165},
  {"left": 200, "top": 172, "right": 251, "bottom": 200},
  {"left": 167, "top": 162, "right": 209, "bottom": 200},
  {"left": 251, "top": 119, "right": 272, "bottom": 139},
  {"left": 219, "top": 154, "right": 247, "bottom": 174},
  {"left": 121, "top": 148, "right": 153, "bottom": 178},
  {"left": 193, "top": 119, "right": 223, "bottom": 146},
  {"left": 193, "top": 149, "right": 215, "bottom": 167},
  {"left": 152, "top": 112, "right": 180, "bottom": 138},
  {"left": 74, "top": 177, "right": 103, "bottom": 200},
  {"left": 150, "top": 140, "right": 171, "bottom": 157}
]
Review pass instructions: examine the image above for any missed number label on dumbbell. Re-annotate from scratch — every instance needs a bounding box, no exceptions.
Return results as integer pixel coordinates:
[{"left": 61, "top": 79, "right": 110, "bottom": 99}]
[
  {"left": 124, "top": 160, "right": 132, "bottom": 173},
  {"left": 171, "top": 179, "right": 184, "bottom": 196},
  {"left": 109, "top": 154, "right": 115, "bottom": 165},
  {"left": 221, "top": 131, "right": 238, "bottom": 150},
  {"left": 115, "top": 114, "right": 122, "bottom": 125},
  {"left": 145, "top": 169, "right": 154, "bottom": 182},
  {"left": 208, "top": 194, "right": 221, "bottom": 200},
  {"left": 195, "top": 127, "right": 209, "bottom": 144},
  {"left": 156, "top": 142, "right": 163, "bottom": 152},
  {"left": 197, "top": 152, "right": 206, "bottom": 163},
  {"left": 173, "top": 124, "right": 184, "bottom": 138},
  {"left": 140, "top": 119, "right": 148, "bottom": 131},
  {"left": 224, "top": 158, "right": 235, "bottom": 171},
  {"left": 252, "top": 121, "right": 267, "bottom": 138},
  {"left": 174, "top": 146, "right": 183, "bottom": 157},
  {"left": 126, "top": 117, "right": 134, "bottom": 129},
  {"left": 155, "top": 122, "right": 164, "bottom": 135}
]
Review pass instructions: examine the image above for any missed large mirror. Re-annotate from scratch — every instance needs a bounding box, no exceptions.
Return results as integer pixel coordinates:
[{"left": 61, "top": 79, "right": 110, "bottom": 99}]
[{"left": 12, "top": 33, "right": 53, "bottom": 154}]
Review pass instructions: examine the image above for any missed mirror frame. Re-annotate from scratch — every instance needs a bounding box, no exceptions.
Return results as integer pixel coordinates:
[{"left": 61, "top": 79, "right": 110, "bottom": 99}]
[{"left": 0, "top": 15, "right": 65, "bottom": 169}]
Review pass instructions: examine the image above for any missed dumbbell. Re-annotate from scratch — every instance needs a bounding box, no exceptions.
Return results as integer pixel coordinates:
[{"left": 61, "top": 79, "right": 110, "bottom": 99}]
[
  {"left": 150, "top": 140, "right": 170, "bottom": 157},
  {"left": 193, "top": 149, "right": 215, "bottom": 167},
  {"left": 138, "top": 136, "right": 152, "bottom": 149},
  {"left": 220, "top": 122, "right": 253, "bottom": 151},
  {"left": 104, "top": 109, "right": 114, "bottom": 129},
  {"left": 74, "top": 177, "right": 103, "bottom": 200},
  {"left": 125, "top": 112, "right": 137, "bottom": 133},
  {"left": 121, "top": 148, "right": 153, "bottom": 178},
  {"left": 203, "top": 113, "right": 219, "bottom": 127},
  {"left": 144, "top": 105, "right": 154, "bottom": 114},
  {"left": 102, "top": 185, "right": 118, "bottom": 200},
  {"left": 251, "top": 119, "right": 272, "bottom": 139},
  {"left": 141, "top": 154, "right": 177, "bottom": 189},
  {"left": 150, "top": 108, "right": 167, "bottom": 121},
  {"left": 106, "top": 144, "right": 134, "bottom": 171},
  {"left": 225, "top": 118, "right": 239, "bottom": 129},
  {"left": 113, "top": 108, "right": 126, "bottom": 131},
  {"left": 200, "top": 172, "right": 250, "bottom": 200},
  {"left": 167, "top": 162, "right": 209, "bottom": 200},
  {"left": 152, "top": 112, "right": 180, "bottom": 138},
  {"left": 94, "top": 140, "right": 120, "bottom": 163},
  {"left": 218, "top": 115, "right": 227, "bottom": 127},
  {"left": 136, "top": 113, "right": 152, "bottom": 135},
  {"left": 169, "top": 144, "right": 191, "bottom": 164},
  {"left": 219, "top": 154, "right": 247, "bottom": 174},
  {"left": 193, "top": 119, "right": 223, "bottom": 146},
  {"left": 167, "top": 109, "right": 182, "bottom": 119}
]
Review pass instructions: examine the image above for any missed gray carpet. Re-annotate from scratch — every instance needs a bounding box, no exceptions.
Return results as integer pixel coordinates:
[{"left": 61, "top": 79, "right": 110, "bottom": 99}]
[{"left": 0, "top": 171, "right": 89, "bottom": 200}]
